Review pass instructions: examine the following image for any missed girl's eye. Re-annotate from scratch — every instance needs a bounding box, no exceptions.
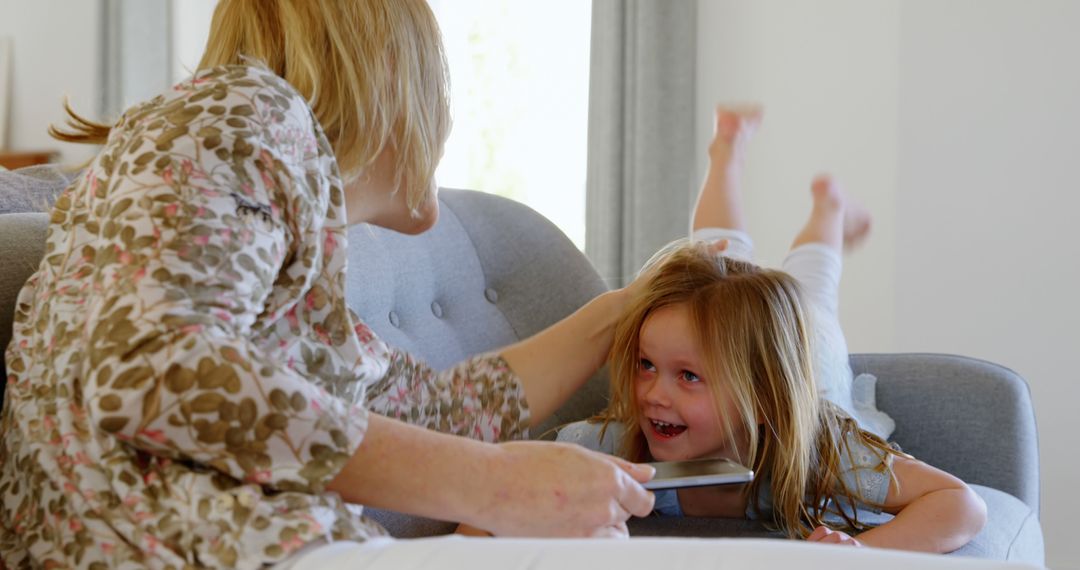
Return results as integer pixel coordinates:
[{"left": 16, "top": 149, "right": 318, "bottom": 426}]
[
  {"left": 639, "top": 358, "right": 656, "bottom": 372},
  {"left": 681, "top": 370, "right": 701, "bottom": 383}
]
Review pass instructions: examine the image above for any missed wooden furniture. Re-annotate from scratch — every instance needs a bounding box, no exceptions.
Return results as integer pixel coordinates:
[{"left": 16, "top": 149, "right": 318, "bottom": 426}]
[{"left": 0, "top": 150, "right": 58, "bottom": 170}]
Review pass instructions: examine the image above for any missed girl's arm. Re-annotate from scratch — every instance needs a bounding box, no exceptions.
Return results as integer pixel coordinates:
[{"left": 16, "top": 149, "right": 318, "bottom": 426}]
[{"left": 848, "top": 456, "right": 987, "bottom": 553}]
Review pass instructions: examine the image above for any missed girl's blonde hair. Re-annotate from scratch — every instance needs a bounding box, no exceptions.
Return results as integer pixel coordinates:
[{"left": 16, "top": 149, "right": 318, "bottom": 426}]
[
  {"left": 603, "top": 240, "right": 899, "bottom": 537},
  {"left": 51, "top": 0, "right": 451, "bottom": 212}
]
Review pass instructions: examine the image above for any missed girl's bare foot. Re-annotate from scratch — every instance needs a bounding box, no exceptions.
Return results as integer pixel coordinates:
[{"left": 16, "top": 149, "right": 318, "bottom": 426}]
[
  {"left": 794, "top": 175, "right": 872, "bottom": 252},
  {"left": 811, "top": 175, "right": 873, "bottom": 250},
  {"left": 692, "top": 105, "right": 763, "bottom": 233},
  {"left": 708, "top": 104, "right": 764, "bottom": 169}
]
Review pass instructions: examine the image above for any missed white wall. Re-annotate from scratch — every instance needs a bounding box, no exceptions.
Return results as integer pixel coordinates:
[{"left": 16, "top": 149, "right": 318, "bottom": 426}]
[
  {"left": 697, "top": 1, "right": 1079, "bottom": 566},
  {"left": 0, "top": 0, "right": 102, "bottom": 165}
]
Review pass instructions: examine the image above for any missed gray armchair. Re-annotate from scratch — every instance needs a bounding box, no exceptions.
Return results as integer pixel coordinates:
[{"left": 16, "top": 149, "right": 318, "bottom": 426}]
[{"left": 0, "top": 172, "right": 1043, "bottom": 564}]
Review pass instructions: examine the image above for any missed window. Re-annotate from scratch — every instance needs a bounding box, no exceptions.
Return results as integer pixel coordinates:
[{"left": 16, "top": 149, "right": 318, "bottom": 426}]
[
  {"left": 428, "top": 1, "right": 591, "bottom": 248},
  {"left": 173, "top": 1, "right": 593, "bottom": 248}
]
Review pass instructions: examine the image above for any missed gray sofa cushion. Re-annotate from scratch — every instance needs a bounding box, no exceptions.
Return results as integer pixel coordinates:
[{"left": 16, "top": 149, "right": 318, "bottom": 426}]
[
  {"left": 346, "top": 188, "right": 610, "bottom": 437},
  {"left": 0, "top": 165, "right": 74, "bottom": 214},
  {"left": 627, "top": 484, "right": 1043, "bottom": 563},
  {"left": 852, "top": 354, "right": 1040, "bottom": 516}
]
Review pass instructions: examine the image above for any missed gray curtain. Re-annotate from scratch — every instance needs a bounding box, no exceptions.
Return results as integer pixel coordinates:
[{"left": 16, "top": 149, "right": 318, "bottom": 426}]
[
  {"left": 585, "top": 0, "right": 698, "bottom": 288},
  {"left": 101, "top": 0, "right": 173, "bottom": 119}
]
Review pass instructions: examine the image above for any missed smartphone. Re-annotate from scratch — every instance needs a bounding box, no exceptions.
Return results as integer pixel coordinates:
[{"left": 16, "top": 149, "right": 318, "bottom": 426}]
[{"left": 642, "top": 458, "right": 753, "bottom": 490}]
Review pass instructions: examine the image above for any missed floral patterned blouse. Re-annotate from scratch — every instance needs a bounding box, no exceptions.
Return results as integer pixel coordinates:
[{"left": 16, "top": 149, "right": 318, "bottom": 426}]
[{"left": 0, "top": 65, "right": 530, "bottom": 569}]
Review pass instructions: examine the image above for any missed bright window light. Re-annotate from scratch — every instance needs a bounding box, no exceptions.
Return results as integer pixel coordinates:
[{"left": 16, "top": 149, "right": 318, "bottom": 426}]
[
  {"left": 429, "top": 0, "right": 592, "bottom": 249},
  {"left": 173, "top": 1, "right": 592, "bottom": 249}
]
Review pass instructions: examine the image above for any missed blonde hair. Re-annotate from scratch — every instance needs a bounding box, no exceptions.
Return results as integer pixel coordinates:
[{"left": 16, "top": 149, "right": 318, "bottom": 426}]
[
  {"left": 51, "top": 0, "right": 451, "bottom": 211},
  {"left": 601, "top": 240, "right": 900, "bottom": 537}
]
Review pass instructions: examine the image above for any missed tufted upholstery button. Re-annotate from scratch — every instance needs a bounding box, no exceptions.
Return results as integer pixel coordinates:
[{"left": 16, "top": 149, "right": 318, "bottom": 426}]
[
  {"left": 388, "top": 311, "right": 400, "bottom": 327},
  {"left": 484, "top": 288, "right": 499, "bottom": 303},
  {"left": 430, "top": 301, "right": 443, "bottom": 318}
]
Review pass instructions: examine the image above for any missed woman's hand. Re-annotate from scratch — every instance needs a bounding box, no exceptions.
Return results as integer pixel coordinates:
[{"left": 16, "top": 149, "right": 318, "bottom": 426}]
[
  {"left": 329, "top": 415, "right": 653, "bottom": 539},
  {"left": 624, "top": 239, "right": 729, "bottom": 301},
  {"left": 807, "top": 526, "right": 864, "bottom": 547},
  {"left": 471, "top": 441, "right": 656, "bottom": 538}
]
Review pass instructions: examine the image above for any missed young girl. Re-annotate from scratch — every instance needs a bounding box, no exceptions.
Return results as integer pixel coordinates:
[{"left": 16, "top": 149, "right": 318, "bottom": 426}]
[{"left": 557, "top": 107, "right": 987, "bottom": 552}]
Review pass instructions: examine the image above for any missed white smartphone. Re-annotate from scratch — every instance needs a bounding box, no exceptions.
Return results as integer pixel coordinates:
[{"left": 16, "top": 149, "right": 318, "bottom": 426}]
[{"left": 642, "top": 458, "right": 754, "bottom": 490}]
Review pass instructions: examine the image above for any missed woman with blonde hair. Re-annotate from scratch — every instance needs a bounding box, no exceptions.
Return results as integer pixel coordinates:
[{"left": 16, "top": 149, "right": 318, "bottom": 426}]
[{"left": 0, "top": 1, "right": 658, "bottom": 568}]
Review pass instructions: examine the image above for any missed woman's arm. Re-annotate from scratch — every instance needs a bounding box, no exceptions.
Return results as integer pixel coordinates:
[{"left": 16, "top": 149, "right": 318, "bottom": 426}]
[
  {"left": 500, "top": 288, "right": 630, "bottom": 427},
  {"left": 327, "top": 413, "right": 655, "bottom": 537},
  {"left": 842, "top": 457, "right": 987, "bottom": 553}
]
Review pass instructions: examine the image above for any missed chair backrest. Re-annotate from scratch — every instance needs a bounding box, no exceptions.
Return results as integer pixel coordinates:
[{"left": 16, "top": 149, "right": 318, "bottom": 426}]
[
  {"left": 852, "top": 353, "right": 1040, "bottom": 516},
  {"left": 345, "top": 188, "right": 611, "bottom": 435}
]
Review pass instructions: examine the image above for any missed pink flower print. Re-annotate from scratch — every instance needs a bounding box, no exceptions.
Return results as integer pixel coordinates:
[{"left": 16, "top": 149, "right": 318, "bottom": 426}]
[
  {"left": 241, "top": 183, "right": 255, "bottom": 197},
  {"left": 324, "top": 233, "right": 338, "bottom": 258},
  {"left": 182, "top": 159, "right": 194, "bottom": 177},
  {"left": 281, "top": 536, "right": 306, "bottom": 554},
  {"left": 285, "top": 306, "right": 299, "bottom": 329},
  {"left": 164, "top": 203, "right": 179, "bottom": 217},
  {"left": 69, "top": 518, "right": 83, "bottom": 533},
  {"left": 88, "top": 175, "right": 99, "bottom": 198},
  {"left": 354, "top": 322, "right": 375, "bottom": 344},
  {"left": 214, "top": 310, "right": 232, "bottom": 322},
  {"left": 144, "top": 534, "right": 160, "bottom": 554},
  {"left": 139, "top": 429, "right": 168, "bottom": 445},
  {"left": 101, "top": 542, "right": 116, "bottom": 556},
  {"left": 310, "top": 399, "right": 322, "bottom": 413},
  {"left": 133, "top": 267, "right": 147, "bottom": 282},
  {"left": 195, "top": 206, "right": 206, "bottom": 217},
  {"left": 248, "top": 470, "right": 272, "bottom": 484},
  {"left": 122, "top": 495, "right": 141, "bottom": 508},
  {"left": 260, "top": 169, "right": 276, "bottom": 191},
  {"left": 193, "top": 235, "right": 210, "bottom": 246},
  {"left": 180, "top": 324, "right": 203, "bottom": 335},
  {"left": 162, "top": 166, "right": 174, "bottom": 186}
]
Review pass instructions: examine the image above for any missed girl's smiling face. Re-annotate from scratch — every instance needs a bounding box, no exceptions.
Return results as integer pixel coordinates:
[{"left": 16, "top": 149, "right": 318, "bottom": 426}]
[{"left": 634, "top": 303, "right": 745, "bottom": 462}]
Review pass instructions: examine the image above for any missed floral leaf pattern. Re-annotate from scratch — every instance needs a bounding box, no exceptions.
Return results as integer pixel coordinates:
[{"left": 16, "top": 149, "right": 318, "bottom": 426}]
[{"left": 0, "top": 65, "right": 530, "bottom": 569}]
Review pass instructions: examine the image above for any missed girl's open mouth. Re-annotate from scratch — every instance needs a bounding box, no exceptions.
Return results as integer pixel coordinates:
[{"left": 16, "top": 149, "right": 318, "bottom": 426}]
[{"left": 649, "top": 418, "right": 687, "bottom": 438}]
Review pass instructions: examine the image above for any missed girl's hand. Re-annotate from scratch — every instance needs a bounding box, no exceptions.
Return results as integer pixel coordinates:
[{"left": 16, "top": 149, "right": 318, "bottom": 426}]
[
  {"left": 808, "top": 526, "right": 864, "bottom": 547},
  {"left": 475, "top": 441, "right": 656, "bottom": 538}
]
